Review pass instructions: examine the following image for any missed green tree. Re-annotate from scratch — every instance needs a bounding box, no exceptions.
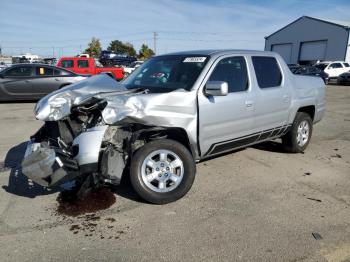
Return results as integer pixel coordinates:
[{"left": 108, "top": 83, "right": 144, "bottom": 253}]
[
  {"left": 138, "top": 44, "right": 155, "bottom": 60},
  {"left": 84, "top": 37, "right": 102, "bottom": 57},
  {"left": 107, "top": 40, "right": 137, "bottom": 57}
]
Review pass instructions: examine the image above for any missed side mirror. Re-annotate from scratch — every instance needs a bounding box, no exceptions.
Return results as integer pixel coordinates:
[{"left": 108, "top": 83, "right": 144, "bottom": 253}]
[{"left": 205, "top": 81, "right": 228, "bottom": 96}]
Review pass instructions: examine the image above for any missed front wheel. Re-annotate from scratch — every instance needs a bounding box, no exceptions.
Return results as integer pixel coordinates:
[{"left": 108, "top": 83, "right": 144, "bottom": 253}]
[
  {"left": 282, "top": 112, "right": 313, "bottom": 153},
  {"left": 130, "top": 139, "right": 196, "bottom": 204}
]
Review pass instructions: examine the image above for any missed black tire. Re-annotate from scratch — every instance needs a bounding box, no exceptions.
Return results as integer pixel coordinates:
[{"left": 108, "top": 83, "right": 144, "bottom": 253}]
[
  {"left": 130, "top": 139, "right": 196, "bottom": 204},
  {"left": 282, "top": 112, "right": 313, "bottom": 153}
]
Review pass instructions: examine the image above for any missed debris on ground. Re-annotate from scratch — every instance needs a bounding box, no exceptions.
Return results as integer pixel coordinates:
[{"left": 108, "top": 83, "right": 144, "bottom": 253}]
[
  {"left": 303, "top": 172, "right": 312, "bottom": 176},
  {"left": 330, "top": 154, "right": 342, "bottom": 158},
  {"left": 312, "top": 232, "right": 323, "bottom": 240},
  {"left": 306, "top": 197, "right": 322, "bottom": 202}
]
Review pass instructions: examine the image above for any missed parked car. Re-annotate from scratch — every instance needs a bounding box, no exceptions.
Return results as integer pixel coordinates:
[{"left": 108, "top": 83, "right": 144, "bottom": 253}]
[
  {"left": 0, "top": 63, "right": 87, "bottom": 101},
  {"left": 122, "top": 60, "right": 144, "bottom": 77},
  {"left": 0, "top": 62, "right": 8, "bottom": 72},
  {"left": 293, "top": 66, "right": 329, "bottom": 84},
  {"left": 99, "top": 50, "right": 137, "bottom": 67},
  {"left": 57, "top": 57, "right": 124, "bottom": 80},
  {"left": 21, "top": 50, "right": 325, "bottom": 204},
  {"left": 315, "top": 61, "right": 350, "bottom": 82},
  {"left": 43, "top": 58, "right": 57, "bottom": 65},
  {"left": 337, "top": 72, "right": 350, "bottom": 85},
  {"left": 287, "top": 64, "right": 301, "bottom": 73}
]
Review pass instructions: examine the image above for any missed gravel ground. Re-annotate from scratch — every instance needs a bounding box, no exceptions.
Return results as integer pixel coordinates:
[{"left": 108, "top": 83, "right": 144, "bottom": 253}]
[{"left": 0, "top": 85, "right": 349, "bottom": 262}]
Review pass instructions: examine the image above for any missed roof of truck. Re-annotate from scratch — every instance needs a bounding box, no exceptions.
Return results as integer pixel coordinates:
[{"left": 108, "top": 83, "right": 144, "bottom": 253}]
[{"left": 161, "top": 49, "right": 274, "bottom": 56}]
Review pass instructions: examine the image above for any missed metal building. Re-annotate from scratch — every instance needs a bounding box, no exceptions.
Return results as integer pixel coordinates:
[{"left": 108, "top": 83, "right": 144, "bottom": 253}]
[{"left": 264, "top": 16, "right": 350, "bottom": 65}]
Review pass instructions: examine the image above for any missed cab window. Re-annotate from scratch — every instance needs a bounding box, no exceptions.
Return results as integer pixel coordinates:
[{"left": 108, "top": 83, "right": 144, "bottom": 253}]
[
  {"left": 209, "top": 56, "right": 249, "bottom": 93},
  {"left": 3, "top": 66, "right": 33, "bottom": 77},
  {"left": 252, "top": 56, "right": 282, "bottom": 88},
  {"left": 35, "top": 67, "right": 54, "bottom": 76},
  {"left": 61, "top": 60, "right": 74, "bottom": 68},
  {"left": 77, "top": 60, "right": 89, "bottom": 68}
]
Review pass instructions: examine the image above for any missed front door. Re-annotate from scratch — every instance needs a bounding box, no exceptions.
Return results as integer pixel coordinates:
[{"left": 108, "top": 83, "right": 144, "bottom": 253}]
[
  {"left": 325, "top": 62, "right": 343, "bottom": 78},
  {"left": 1, "top": 65, "right": 34, "bottom": 98},
  {"left": 198, "top": 56, "right": 255, "bottom": 157}
]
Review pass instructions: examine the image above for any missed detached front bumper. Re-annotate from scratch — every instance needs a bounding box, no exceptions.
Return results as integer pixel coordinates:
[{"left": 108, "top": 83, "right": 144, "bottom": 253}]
[{"left": 21, "top": 142, "right": 79, "bottom": 187}]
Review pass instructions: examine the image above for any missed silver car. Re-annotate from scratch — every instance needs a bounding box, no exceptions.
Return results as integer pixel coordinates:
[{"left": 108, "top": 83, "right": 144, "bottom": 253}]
[{"left": 21, "top": 50, "right": 325, "bottom": 204}]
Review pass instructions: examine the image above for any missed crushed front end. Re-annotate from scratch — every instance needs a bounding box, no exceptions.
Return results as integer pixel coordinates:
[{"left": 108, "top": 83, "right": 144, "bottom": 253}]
[{"left": 22, "top": 98, "right": 109, "bottom": 188}]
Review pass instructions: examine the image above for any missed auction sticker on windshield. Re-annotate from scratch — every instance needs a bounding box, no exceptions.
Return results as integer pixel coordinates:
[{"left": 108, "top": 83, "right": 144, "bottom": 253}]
[{"left": 183, "top": 57, "right": 206, "bottom": 63}]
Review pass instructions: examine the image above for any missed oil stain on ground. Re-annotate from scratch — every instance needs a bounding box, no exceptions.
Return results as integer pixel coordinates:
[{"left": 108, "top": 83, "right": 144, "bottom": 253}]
[
  {"left": 56, "top": 186, "right": 116, "bottom": 217},
  {"left": 54, "top": 186, "right": 129, "bottom": 239}
]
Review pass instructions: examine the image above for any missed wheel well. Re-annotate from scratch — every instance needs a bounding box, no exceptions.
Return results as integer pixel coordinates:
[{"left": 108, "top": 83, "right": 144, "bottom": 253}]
[
  {"left": 136, "top": 126, "right": 194, "bottom": 157},
  {"left": 59, "top": 83, "right": 71, "bottom": 89},
  {"left": 297, "top": 106, "right": 315, "bottom": 120}
]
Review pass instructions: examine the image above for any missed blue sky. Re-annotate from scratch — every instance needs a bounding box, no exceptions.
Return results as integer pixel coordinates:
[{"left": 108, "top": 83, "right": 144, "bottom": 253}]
[{"left": 0, "top": 0, "right": 349, "bottom": 57}]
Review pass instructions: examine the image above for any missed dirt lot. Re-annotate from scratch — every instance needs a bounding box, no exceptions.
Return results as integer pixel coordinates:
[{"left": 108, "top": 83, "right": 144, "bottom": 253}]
[{"left": 0, "top": 85, "right": 349, "bottom": 262}]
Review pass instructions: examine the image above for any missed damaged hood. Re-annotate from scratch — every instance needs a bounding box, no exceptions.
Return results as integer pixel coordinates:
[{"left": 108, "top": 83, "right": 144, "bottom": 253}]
[
  {"left": 34, "top": 73, "right": 197, "bottom": 127},
  {"left": 34, "top": 72, "right": 198, "bottom": 152},
  {"left": 35, "top": 74, "right": 130, "bottom": 121}
]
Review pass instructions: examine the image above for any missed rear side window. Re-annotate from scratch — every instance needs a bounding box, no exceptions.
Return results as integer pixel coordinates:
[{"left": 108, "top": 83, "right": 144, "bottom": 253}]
[
  {"left": 54, "top": 69, "right": 71, "bottom": 76},
  {"left": 61, "top": 60, "right": 74, "bottom": 68},
  {"left": 77, "top": 60, "right": 89, "bottom": 68},
  {"left": 329, "top": 63, "right": 342, "bottom": 69},
  {"left": 343, "top": 63, "right": 350, "bottom": 67},
  {"left": 252, "top": 56, "right": 282, "bottom": 88},
  {"left": 35, "top": 67, "right": 53, "bottom": 76},
  {"left": 4, "top": 66, "right": 32, "bottom": 77},
  {"left": 209, "top": 56, "right": 248, "bottom": 93}
]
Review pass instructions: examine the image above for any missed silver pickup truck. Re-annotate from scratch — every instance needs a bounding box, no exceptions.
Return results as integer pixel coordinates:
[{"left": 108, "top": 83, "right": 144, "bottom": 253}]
[{"left": 21, "top": 50, "right": 326, "bottom": 204}]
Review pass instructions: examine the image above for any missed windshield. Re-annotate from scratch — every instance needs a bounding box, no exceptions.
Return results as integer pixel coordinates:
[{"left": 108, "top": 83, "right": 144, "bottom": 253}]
[{"left": 123, "top": 55, "right": 208, "bottom": 91}]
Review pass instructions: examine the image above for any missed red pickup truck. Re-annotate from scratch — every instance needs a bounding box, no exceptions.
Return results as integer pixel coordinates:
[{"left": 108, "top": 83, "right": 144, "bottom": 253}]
[{"left": 57, "top": 57, "right": 124, "bottom": 80}]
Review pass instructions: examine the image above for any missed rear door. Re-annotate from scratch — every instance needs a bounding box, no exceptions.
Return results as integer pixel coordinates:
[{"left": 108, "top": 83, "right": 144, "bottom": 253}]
[
  {"left": 251, "top": 56, "right": 292, "bottom": 137},
  {"left": 0, "top": 65, "right": 34, "bottom": 98},
  {"left": 198, "top": 55, "right": 255, "bottom": 156},
  {"left": 30, "top": 66, "right": 61, "bottom": 96},
  {"left": 75, "top": 59, "right": 91, "bottom": 75}
]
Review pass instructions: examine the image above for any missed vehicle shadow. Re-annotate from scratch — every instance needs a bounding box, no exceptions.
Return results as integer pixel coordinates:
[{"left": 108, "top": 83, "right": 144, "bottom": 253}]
[
  {"left": 252, "top": 140, "right": 287, "bottom": 153},
  {"left": 109, "top": 172, "right": 146, "bottom": 203},
  {"left": 2, "top": 142, "right": 59, "bottom": 198}
]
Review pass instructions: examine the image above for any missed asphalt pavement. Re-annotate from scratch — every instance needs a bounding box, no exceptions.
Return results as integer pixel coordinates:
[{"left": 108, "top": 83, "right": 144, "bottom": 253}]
[{"left": 0, "top": 85, "right": 349, "bottom": 262}]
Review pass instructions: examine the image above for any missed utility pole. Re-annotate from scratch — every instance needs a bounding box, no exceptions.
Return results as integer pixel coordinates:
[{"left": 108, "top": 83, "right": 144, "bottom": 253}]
[{"left": 153, "top": 31, "right": 158, "bottom": 54}]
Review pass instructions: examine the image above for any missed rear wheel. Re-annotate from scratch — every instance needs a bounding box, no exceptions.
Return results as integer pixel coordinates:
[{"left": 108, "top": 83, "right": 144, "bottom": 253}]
[
  {"left": 130, "top": 139, "right": 196, "bottom": 204},
  {"left": 282, "top": 112, "right": 313, "bottom": 153}
]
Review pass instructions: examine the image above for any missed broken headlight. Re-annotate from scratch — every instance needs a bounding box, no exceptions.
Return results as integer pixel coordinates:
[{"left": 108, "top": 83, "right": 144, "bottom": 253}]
[{"left": 35, "top": 94, "right": 72, "bottom": 121}]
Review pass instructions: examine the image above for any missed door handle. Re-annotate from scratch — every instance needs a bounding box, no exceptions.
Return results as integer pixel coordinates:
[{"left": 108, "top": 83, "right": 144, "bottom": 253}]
[
  {"left": 55, "top": 78, "right": 60, "bottom": 81},
  {"left": 245, "top": 101, "right": 253, "bottom": 107}
]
